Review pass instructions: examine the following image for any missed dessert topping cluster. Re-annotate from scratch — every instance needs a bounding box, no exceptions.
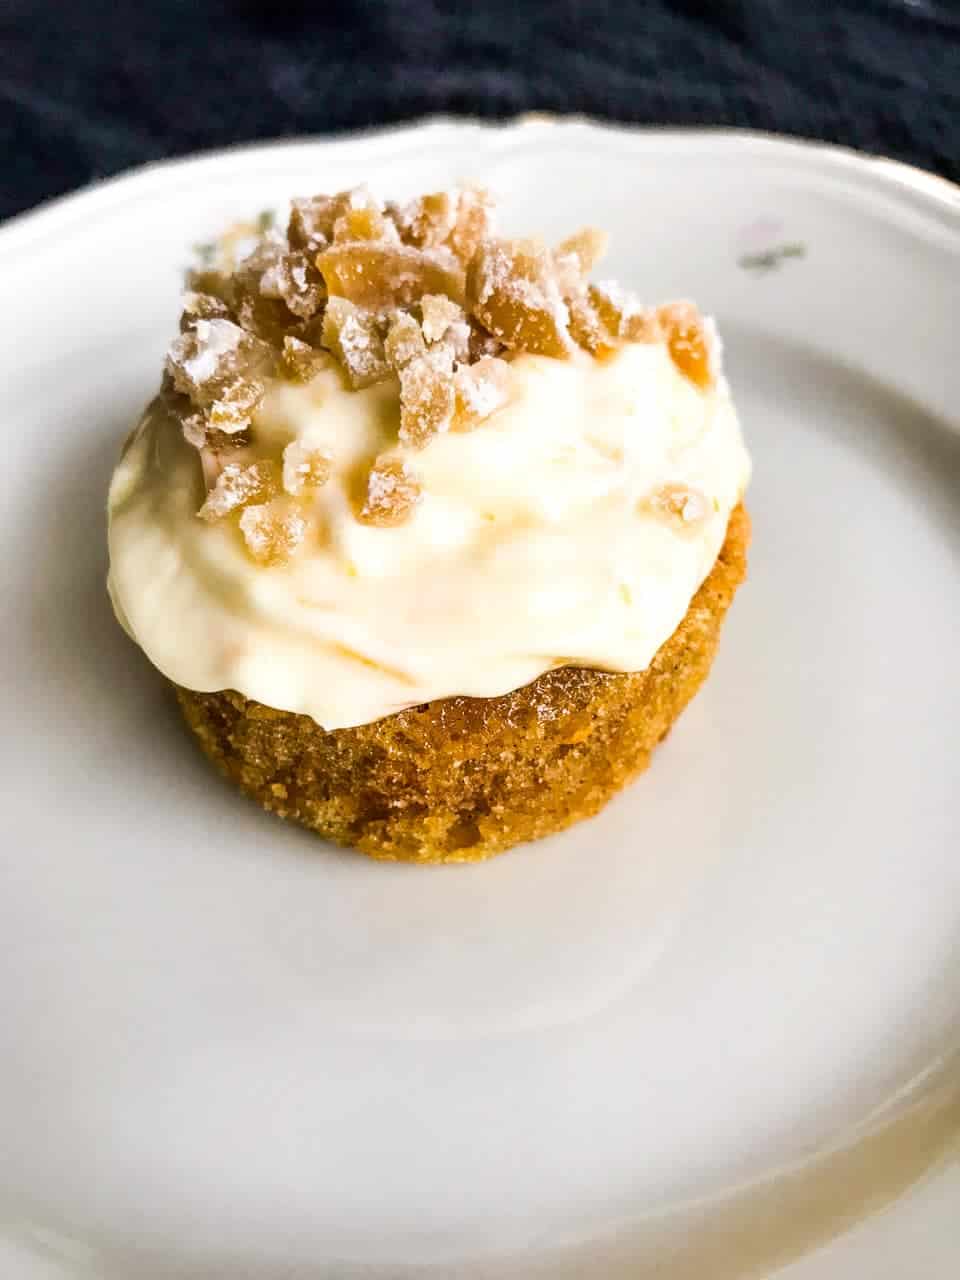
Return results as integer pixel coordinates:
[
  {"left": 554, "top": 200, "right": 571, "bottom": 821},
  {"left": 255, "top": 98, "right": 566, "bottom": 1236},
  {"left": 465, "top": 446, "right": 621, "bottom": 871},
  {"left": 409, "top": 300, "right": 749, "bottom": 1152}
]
[{"left": 164, "top": 186, "right": 715, "bottom": 562}]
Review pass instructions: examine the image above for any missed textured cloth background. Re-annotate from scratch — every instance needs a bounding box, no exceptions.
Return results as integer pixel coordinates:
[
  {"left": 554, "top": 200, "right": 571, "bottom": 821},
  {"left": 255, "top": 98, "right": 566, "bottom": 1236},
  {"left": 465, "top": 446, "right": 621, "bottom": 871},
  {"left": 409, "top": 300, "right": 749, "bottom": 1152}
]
[{"left": 2, "top": 0, "right": 958, "bottom": 222}]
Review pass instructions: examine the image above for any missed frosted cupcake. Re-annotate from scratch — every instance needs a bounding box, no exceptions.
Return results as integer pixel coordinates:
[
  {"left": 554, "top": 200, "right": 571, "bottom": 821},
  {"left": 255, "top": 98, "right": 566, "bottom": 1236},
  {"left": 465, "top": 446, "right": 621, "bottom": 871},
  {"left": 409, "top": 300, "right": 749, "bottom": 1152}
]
[{"left": 108, "top": 186, "right": 751, "bottom": 862}]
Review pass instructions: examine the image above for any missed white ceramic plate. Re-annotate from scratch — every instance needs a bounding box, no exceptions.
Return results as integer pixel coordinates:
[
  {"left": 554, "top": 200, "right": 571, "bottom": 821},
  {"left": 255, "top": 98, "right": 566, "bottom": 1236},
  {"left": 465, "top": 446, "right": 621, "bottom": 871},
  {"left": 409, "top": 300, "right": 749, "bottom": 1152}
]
[{"left": 1, "top": 121, "right": 958, "bottom": 1279}]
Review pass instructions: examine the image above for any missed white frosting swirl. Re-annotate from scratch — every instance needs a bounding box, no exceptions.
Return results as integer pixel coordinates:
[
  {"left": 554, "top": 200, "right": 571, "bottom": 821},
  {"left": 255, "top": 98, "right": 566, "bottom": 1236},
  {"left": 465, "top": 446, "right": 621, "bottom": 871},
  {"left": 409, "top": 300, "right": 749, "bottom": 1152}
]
[{"left": 108, "top": 342, "right": 750, "bottom": 730}]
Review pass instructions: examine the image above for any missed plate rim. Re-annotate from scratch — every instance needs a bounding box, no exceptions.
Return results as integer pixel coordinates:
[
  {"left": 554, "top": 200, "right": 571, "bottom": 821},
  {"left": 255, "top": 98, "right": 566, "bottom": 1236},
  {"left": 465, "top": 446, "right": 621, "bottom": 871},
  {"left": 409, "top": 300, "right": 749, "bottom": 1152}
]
[{"left": 1, "top": 117, "right": 958, "bottom": 258}]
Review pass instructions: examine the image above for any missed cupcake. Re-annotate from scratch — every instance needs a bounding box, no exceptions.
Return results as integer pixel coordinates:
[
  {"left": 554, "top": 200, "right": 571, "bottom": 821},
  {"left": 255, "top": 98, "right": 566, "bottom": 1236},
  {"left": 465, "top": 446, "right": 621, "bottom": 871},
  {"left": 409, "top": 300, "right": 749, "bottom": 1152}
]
[{"left": 108, "top": 185, "right": 751, "bottom": 863}]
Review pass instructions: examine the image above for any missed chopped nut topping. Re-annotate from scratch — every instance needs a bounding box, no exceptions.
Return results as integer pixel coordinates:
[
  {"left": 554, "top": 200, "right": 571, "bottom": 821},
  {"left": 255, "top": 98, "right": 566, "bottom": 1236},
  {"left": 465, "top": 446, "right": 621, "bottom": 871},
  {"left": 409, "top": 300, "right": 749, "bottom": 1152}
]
[
  {"left": 239, "top": 501, "right": 307, "bottom": 564},
  {"left": 198, "top": 460, "right": 279, "bottom": 522},
  {"left": 282, "top": 440, "right": 331, "bottom": 496},
  {"left": 359, "top": 457, "right": 422, "bottom": 526}
]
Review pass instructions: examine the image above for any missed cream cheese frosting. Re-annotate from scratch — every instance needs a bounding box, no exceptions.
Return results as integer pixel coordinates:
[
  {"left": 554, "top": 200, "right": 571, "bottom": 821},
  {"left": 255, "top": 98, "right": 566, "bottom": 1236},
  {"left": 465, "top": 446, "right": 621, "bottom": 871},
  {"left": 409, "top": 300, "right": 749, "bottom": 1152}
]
[{"left": 108, "top": 341, "right": 750, "bottom": 730}]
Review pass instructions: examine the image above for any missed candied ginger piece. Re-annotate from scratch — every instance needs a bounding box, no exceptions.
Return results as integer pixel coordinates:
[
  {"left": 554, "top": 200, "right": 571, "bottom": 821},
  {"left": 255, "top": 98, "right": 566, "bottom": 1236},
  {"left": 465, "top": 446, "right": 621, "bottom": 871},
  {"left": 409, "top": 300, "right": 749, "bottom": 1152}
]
[
  {"left": 333, "top": 199, "right": 396, "bottom": 244},
  {"left": 467, "top": 238, "right": 573, "bottom": 358},
  {"left": 288, "top": 195, "right": 339, "bottom": 252},
  {"left": 208, "top": 377, "right": 265, "bottom": 433},
  {"left": 259, "top": 250, "right": 325, "bottom": 319},
  {"left": 198, "top": 460, "right": 279, "bottom": 522},
  {"left": 553, "top": 227, "right": 610, "bottom": 293},
  {"left": 589, "top": 283, "right": 660, "bottom": 343},
  {"left": 620, "top": 308, "right": 661, "bottom": 343},
  {"left": 167, "top": 318, "right": 274, "bottom": 406},
  {"left": 657, "top": 302, "right": 714, "bottom": 389},
  {"left": 448, "top": 185, "right": 494, "bottom": 263},
  {"left": 290, "top": 187, "right": 395, "bottom": 251},
  {"left": 643, "top": 483, "right": 711, "bottom": 529},
  {"left": 419, "top": 293, "right": 463, "bottom": 343},
  {"left": 398, "top": 351, "right": 456, "bottom": 447},
  {"left": 239, "top": 501, "right": 307, "bottom": 565},
  {"left": 180, "top": 291, "right": 233, "bottom": 329},
  {"left": 384, "top": 311, "right": 426, "bottom": 370},
  {"left": 282, "top": 440, "right": 331, "bottom": 496},
  {"left": 359, "top": 457, "right": 421, "bottom": 526},
  {"left": 316, "top": 242, "right": 465, "bottom": 309},
  {"left": 229, "top": 238, "right": 294, "bottom": 337},
  {"left": 394, "top": 191, "right": 457, "bottom": 249},
  {"left": 281, "top": 336, "right": 329, "bottom": 382},
  {"left": 453, "top": 356, "right": 512, "bottom": 427},
  {"left": 566, "top": 292, "right": 617, "bottom": 357},
  {"left": 168, "top": 317, "right": 242, "bottom": 392},
  {"left": 321, "top": 297, "right": 390, "bottom": 388}
]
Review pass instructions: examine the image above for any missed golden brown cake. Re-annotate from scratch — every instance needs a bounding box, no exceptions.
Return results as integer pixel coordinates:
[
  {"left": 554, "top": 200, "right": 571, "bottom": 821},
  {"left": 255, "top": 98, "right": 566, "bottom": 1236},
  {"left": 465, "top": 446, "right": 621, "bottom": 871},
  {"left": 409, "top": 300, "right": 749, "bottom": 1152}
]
[
  {"left": 176, "top": 505, "right": 748, "bottom": 862},
  {"left": 107, "top": 185, "right": 751, "bottom": 862}
]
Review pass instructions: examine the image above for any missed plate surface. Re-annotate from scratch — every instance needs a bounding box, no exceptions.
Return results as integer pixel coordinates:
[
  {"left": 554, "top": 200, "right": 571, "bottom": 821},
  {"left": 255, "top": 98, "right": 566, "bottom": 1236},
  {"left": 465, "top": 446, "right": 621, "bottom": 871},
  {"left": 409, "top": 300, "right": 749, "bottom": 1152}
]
[{"left": 1, "top": 121, "right": 958, "bottom": 1279}]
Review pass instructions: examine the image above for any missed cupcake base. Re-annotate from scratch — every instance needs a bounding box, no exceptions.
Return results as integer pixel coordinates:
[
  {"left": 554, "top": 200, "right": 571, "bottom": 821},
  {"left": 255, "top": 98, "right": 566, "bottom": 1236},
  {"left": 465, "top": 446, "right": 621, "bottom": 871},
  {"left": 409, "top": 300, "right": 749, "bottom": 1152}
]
[{"left": 176, "top": 505, "right": 750, "bottom": 863}]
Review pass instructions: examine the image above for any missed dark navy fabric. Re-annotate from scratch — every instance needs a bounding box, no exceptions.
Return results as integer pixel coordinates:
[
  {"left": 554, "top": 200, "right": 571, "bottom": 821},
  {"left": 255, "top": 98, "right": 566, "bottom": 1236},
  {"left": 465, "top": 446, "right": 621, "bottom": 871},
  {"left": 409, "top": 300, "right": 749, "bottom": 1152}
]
[{"left": 2, "top": 0, "right": 957, "bottom": 221}]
